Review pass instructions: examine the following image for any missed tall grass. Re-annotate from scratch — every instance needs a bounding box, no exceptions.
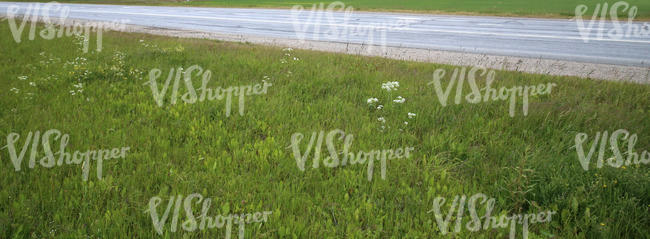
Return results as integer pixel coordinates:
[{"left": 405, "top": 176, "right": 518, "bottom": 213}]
[{"left": 0, "top": 22, "right": 648, "bottom": 238}]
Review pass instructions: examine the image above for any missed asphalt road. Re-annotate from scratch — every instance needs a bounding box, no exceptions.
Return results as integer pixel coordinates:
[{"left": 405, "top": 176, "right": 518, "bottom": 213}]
[{"left": 1, "top": 2, "right": 649, "bottom": 67}]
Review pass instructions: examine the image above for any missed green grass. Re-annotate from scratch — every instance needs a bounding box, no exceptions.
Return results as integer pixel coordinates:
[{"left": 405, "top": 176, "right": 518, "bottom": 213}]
[
  {"left": 4, "top": 0, "right": 650, "bottom": 19},
  {"left": 1, "top": 22, "right": 649, "bottom": 238}
]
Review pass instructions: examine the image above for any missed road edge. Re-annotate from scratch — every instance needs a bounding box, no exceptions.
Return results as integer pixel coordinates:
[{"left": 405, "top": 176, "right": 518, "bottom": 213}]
[{"left": 4, "top": 16, "right": 649, "bottom": 84}]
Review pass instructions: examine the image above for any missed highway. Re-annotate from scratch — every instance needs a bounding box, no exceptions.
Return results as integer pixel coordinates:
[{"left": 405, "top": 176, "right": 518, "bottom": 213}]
[{"left": 1, "top": 2, "right": 649, "bottom": 68}]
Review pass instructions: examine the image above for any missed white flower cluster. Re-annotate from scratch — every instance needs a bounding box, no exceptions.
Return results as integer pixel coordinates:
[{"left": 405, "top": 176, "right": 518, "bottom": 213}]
[
  {"left": 408, "top": 112, "right": 416, "bottom": 119},
  {"left": 70, "top": 82, "right": 84, "bottom": 95},
  {"left": 37, "top": 52, "right": 62, "bottom": 67},
  {"left": 366, "top": 81, "right": 416, "bottom": 132},
  {"left": 11, "top": 76, "right": 42, "bottom": 100},
  {"left": 139, "top": 39, "right": 159, "bottom": 49},
  {"left": 281, "top": 48, "right": 300, "bottom": 64},
  {"left": 64, "top": 57, "right": 88, "bottom": 69},
  {"left": 38, "top": 52, "right": 61, "bottom": 66},
  {"left": 381, "top": 81, "right": 399, "bottom": 91}
]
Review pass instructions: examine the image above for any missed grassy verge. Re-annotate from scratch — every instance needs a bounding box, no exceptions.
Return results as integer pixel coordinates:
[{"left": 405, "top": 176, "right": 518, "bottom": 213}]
[
  {"left": 0, "top": 22, "right": 649, "bottom": 238},
  {"left": 3, "top": 0, "right": 650, "bottom": 19}
]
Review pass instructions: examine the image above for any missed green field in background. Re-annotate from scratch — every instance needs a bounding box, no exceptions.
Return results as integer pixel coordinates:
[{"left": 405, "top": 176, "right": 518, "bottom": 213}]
[{"left": 3, "top": 0, "right": 650, "bottom": 18}]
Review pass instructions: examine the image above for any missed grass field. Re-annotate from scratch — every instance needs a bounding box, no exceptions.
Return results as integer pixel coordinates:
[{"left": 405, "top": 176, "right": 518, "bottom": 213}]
[
  {"left": 3, "top": 0, "right": 650, "bottom": 19},
  {"left": 1, "top": 22, "right": 649, "bottom": 238}
]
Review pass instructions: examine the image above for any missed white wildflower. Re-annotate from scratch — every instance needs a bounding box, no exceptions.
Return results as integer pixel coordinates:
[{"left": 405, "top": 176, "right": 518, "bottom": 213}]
[
  {"left": 408, "top": 112, "right": 416, "bottom": 119},
  {"left": 381, "top": 81, "right": 399, "bottom": 91},
  {"left": 377, "top": 105, "right": 383, "bottom": 110},
  {"left": 393, "top": 96, "right": 405, "bottom": 103},
  {"left": 18, "top": 76, "right": 28, "bottom": 81},
  {"left": 378, "top": 117, "right": 386, "bottom": 123},
  {"left": 367, "top": 98, "right": 379, "bottom": 104}
]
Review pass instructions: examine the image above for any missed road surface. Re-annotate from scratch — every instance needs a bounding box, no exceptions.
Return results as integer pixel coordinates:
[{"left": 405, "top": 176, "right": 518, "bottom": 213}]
[{"left": 1, "top": 2, "right": 649, "bottom": 68}]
